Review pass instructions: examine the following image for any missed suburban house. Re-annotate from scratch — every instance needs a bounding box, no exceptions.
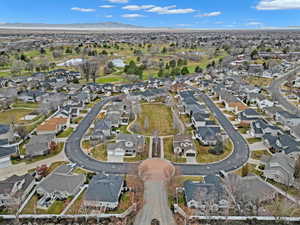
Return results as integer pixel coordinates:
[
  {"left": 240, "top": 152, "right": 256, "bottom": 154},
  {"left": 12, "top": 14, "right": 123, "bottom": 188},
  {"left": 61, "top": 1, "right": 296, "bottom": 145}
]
[
  {"left": 0, "top": 146, "right": 17, "bottom": 168},
  {"left": 36, "top": 117, "right": 68, "bottom": 135},
  {"left": 263, "top": 133, "right": 300, "bottom": 158},
  {"left": 25, "top": 134, "right": 56, "bottom": 158},
  {"left": 263, "top": 153, "right": 296, "bottom": 186},
  {"left": 183, "top": 175, "right": 229, "bottom": 210},
  {"left": 249, "top": 119, "right": 282, "bottom": 138},
  {"left": 107, "top": 133, "right": 145, "bottom": 162},
  {"left": 173, "top": 135, "right": 197, "bottom": 158},
  {"left": 191, "top": 112, "right": 210, "bottom": 128},
  {"left": 238, "top": 108, "right": 262, "bottom": 124},
  {"left": 0, "top": 174, "right": 35, "bottom": 208},
  {"left": 196, "top": 127, "right": 221, "bottom": 146},
  {"left": 0, "top": 124, "right": 14, "bottom": 143},
  {"left": 275, "top": 110, "right": 300, "bottom": 127},
  {"left": 37, "top": 165, "right": 85, "bottom": 205},
  {"left": 90, "top": 119, "right": 112, "bottom": 141},
  {"left": 226, "top": 174, "right": 277, "bottom": 206},
  {"left": 84, "top": 174, "right": 124, "bottom": 209}
]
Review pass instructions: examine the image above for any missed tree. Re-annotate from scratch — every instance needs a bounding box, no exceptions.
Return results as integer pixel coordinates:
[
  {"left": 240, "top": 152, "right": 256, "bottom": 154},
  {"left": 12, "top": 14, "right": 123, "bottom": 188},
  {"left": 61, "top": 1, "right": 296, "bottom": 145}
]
[
  {"left": 195, "top": 66, "right": 203, "bottom": 73},
  {"left": 79, "top": 59, "right": 100, "bottom": 83},
  {"left": 40, "top": 48, "right": 46, "bottom": 55},
  {"left": 250, "top": 49, "right": 258, "bottom": 60},
  {"left": 169, "top": 59, "right": 177, "bottom": 68},
  {"left": 15, "top": 126, "right": 28, "bottom": 139},
  {"left": 157, "top": 69, "right": 164, "bottom": 77},
  {"left": 181, "top": 66, "right": 189, "bottom": 75},
  {"left": 241, "top": 164, "right": 249, "bottom": 177}
]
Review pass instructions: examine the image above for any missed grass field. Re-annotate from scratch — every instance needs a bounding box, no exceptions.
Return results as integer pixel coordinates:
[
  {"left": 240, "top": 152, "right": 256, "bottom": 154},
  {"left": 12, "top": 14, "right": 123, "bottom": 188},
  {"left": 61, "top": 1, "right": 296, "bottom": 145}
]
[
  {"left": 251, "top": 150, "right": 271, "bottom": 160},
  {"left": 0, "top": 108, "right": 35, "bottom": 124},
  {"left": 133, "top": 103, "right": 177, "bottom": 136},
  {"left": 247, "top": 137, "right": 262, "bottom": 144},
  {"left": 91, "top": 144, "right": 107, "bottom": 161},
  {"left": 57, "top": 127, "right": 74, "bottom": 138},
  {"left": 96, "top": 75, "right": 125, "bottom": 84},
  {"left": 196, "top": 139, "right": 233, "bottom": 164},
  {"left": 12, "top": 101, "right": 39, "bottom": 109}
]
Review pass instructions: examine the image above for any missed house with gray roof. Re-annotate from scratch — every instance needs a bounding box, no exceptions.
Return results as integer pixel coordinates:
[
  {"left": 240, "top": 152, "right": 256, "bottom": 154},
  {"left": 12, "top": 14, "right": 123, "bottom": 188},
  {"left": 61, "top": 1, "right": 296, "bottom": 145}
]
[
  {"left": 91, "top": 119, "right": 112, "bottom": 141},
  {"left": 264, "top": 153, "right": 296, "bottom": 186},
  {"left": 0, "top": 146, "right": 17, "bottom": 168},
  {"left": 25, "top": 134, "right": 55, "bottom": 158},
  {"left": 196, "top": 127, "right": 221, "bottom": 146},
  {"left": 37, "top": 165, "right": 85, "bottom": 200},
  {"left": 0, "top": 174, "right": 35, "bottom": 208},
  {"left": 0, "top": 124, "right": 13, "bottom": 143},
  {"left": 173, "top": 135, "right": 196, "bottom": 158},
  {"left": 238, "top": 108, "right": 262, "bottom": 124},
  {"left": 275, "top": 110, "right": 300, "bottom": 127},
  {"left": 250, "top": 119, "right": 282, "bottom": 138},
  {"left": 183, "top": 175, "right": 229, "bottom": 211},
  {"left": 263, "top": 133, "right": 300, "bottom": 158},
  {"left": 84, "top": 174, "right": 124, "bottom": 209}
]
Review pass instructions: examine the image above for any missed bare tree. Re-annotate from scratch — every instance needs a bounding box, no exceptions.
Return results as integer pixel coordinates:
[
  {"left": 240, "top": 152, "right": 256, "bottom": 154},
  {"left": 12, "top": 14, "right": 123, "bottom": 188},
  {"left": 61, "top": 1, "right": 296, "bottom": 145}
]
[
  {"left": 294, "top": 156, "right": 300, "bottom": 178},
  {"left": 79, "top": 58, "right": 100, "bottom": 83}
]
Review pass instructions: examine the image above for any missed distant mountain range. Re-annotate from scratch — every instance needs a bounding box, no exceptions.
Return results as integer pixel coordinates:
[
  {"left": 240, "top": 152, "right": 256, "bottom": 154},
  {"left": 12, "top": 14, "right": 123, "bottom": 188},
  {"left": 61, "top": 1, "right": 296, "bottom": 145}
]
[{"left": 0, "top": 22, "right": 145, "bottom": 30}]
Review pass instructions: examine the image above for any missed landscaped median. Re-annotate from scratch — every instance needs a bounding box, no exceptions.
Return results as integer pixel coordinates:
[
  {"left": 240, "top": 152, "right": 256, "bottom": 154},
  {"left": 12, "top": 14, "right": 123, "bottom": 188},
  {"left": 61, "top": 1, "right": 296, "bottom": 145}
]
[{"left": 57, "top": 127, "right": 74, "bottom": 138}]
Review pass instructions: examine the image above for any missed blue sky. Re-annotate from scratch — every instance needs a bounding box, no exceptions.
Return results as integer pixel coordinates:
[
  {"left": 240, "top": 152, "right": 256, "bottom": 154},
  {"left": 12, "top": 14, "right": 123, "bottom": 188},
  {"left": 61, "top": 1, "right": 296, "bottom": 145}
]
[{"left": 1, "top": 0, "right": 300, "bottom": 28}]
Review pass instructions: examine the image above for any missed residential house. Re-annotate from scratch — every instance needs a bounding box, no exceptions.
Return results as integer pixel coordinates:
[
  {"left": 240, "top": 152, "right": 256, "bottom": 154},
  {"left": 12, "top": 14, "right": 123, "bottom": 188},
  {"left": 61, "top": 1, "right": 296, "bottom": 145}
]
[
  {"left": 263, "top": 133, "right": 300, "bottom": 158},
  {"left": 196, "top": 127, "right": 221, "bottom": 146},
  {"left": 183, "top": 175, "right": 229, "bottom": 210},
  {"left": 275, "top": 110, "right": 300, "bottom": 127},
  {"left": 107, "top": 133, "right": 145, "bottom": 162},
  {"left": 0, "top": 146, "right": 17, "bottom": 168},
  {"left": 0, "top": 174, "right": 35, "bottom": 208},
  {"left": 91, "top": 119, "right": 112, "bottom": 141},
  {"left": 0, "top": 124, "right": 14, "bottom": 143},
  {"left": 264, "top": 153, "right": 295, "bottom": 186},
  {"left": 25, "top": 134, "right": 56, "bottom": 158},
  {"left": 250, "top": 119, "right": 282, "bottom": 138},
  {"left": 238, "top": 108, "right": 262, "bottom": 124},
  {"left": 173, "top": 135, "right": 196, "bottom": 158},
  {"left": 37, "top": 165, "right": 85, "bottom": 201},
  {"left": 36, "top": 117, "right": 68, "bottom": 135},
  {"left": 84, "top": 174, "right": 124, "bottom": 209},
  {"left": 191, "top": 112, "right": 210, "bottom": 128}
]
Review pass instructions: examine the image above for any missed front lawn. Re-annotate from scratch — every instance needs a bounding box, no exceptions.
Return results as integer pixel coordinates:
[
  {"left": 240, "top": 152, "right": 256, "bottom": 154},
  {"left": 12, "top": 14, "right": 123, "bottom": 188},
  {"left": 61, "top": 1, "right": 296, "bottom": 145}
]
[
  {"left": 251, "top": 150, "right": 271, "bottom": 160},
  {"left": 12, "top": 101, "right": 39, "bottom": 109},
  {"left": 132, "top": 103, "right": 178, "bottom": 136},
  {"left": 57, "top": 128, "right": 74, "bottom": 138},
  {"left": 196, "top": 139, "right": 233, "bottom": 164},
  {"left": 247, "top": 137, "right": 262, "bottom": 144},
  {"left": 91, "top": 144, "right": 107, "bottom": 161}
]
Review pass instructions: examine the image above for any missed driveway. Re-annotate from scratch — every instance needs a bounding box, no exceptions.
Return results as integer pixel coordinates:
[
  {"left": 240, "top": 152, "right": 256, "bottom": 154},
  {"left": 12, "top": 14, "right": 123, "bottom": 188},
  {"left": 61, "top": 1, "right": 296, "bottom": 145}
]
[{"left": 249, "top": 142, "right": 267, "bottom": 151}]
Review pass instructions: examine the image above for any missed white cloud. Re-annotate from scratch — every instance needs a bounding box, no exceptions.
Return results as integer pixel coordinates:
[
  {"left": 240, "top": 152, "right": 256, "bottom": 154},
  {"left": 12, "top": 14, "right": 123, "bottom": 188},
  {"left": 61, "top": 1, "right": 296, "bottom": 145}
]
[
  {"left": 71, "top": 7, "right": 96, "bottom": 12},
  {"left": 105, "top": 15, "right": 113, "bottom": 18},
  {"left": 121, "top": 13, "right": 145, "bottom": 18},
  {"left": 107, "top": 0, "right": 128, "bottom": 3},
  {"left": 256, "top": 0, "right": 300, "bottom": 10},
  {"left": 196, "top": 11, "right": 222, "bottom": 17},
  {"left": 147, "top": 5, "right": 195, "bottom": 14},
  {"left": 99, "top": 5, "right": 115, "bottom": 8},
  {"left": 122, "top": 5, "right": 155, "bottom": 10},
  {"left": 247, "top": 21, "right": 263, "bottom": 26}
]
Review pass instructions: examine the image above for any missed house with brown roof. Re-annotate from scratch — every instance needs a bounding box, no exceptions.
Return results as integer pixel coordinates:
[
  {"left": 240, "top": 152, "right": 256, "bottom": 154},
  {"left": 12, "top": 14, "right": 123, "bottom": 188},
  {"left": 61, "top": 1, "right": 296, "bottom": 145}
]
[{"left": 36, "top": 117, "right": 68, "bottom": 135}]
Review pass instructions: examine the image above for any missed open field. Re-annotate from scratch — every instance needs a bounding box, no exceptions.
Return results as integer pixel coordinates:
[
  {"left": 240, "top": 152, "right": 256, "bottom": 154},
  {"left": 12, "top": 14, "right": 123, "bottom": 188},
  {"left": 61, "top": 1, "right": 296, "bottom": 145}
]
[
  {"left": 132, "top": 103, "right": 177, "bottom": 136},
  {"left": 0, "top": 109, "right": 35, "bottom": 124}
]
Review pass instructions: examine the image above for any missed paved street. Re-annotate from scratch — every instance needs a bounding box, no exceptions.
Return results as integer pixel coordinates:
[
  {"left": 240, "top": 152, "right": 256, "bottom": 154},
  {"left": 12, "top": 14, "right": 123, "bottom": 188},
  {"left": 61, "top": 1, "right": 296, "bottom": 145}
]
[
  {"left": 64, "top": 91, "right": 250, "bottom": 176},
  {"left": 269, "top": 66, "right": 300, "bottom": 114},
  {"left": 134, "top": 181, "right": 176, "bottom": 225}
]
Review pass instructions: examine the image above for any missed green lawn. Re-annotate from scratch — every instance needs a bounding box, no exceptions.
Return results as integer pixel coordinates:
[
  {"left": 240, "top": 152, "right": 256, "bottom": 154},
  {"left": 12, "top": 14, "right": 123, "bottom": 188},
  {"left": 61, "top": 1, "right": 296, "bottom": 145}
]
[
  {"left": 21, "top": 195, "right": 71, "bottom": 215},
  {"left": 96, "top": 76, "right": 124, "bottom": 84},
  {"left": 247, "top": 137, "right": 262, "bottom": 144},
  {"left": 132, "top": 103, "right": 177, "bottom": 136},
  {"left": 251, "top": 150, "right": 271, "bottom": 160},
  {"left": 91, "top": 144, "right": 107, "bottom": 161},
  {"left": 196, "top": 139, "right": 233, "bottom": 164},
  {"left": 57, "top": 127, "right": 74, "bottom": 138},
  {"left": 106, "top": 192, "right": 132, "bottom": 214},
  {"left": 12, "top": 101, "right": 39, "bottom": 109},
  {"left": 0, "top": 109, "right": 35, "bottom": 124},
  {"left": 163, "top": 137, "right": 186, "bottom": 163}
]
